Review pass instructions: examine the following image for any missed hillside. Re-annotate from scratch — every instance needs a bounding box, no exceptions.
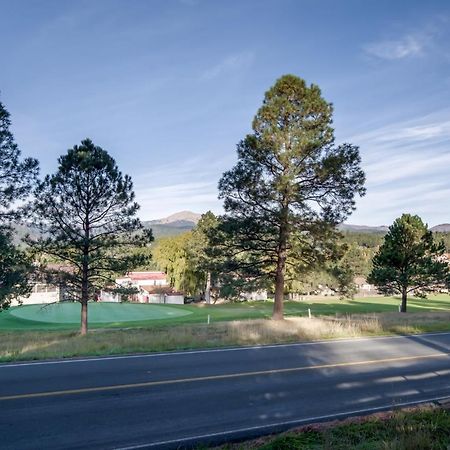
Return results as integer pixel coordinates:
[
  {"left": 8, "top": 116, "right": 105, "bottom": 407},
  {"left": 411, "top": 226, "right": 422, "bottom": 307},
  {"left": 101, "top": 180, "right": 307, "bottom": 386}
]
[
  {"left": 142, "top": 211, "right": 201, "bottom": 238},
  {"left": 337, "top": 224, "right": 389, "bottom": 233},
  {"left": 431, "top": 224, "right": 450, "bottom": 232},
  {"left": 9, "top": 212, "right": 450, "bottom": 242}
]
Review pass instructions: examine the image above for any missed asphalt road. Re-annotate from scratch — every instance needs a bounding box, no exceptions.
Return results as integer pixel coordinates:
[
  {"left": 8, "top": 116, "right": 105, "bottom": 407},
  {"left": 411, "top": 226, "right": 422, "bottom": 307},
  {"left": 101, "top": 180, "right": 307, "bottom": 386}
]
[{"left": 1, "top": 332, "right": 450, "bottom": 449}]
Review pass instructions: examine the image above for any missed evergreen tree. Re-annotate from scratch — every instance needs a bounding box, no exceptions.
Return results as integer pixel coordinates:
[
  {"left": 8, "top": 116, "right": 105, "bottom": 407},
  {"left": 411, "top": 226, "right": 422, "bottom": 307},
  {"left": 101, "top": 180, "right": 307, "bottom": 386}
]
[
  {"left": 217, "top": 75, "right": 365, "bottom": 319},
  {"left": 0, "top": 100, "right": 39, "bottom": 222},
  {"left": 368, "top": 214, "right": 450, "bottom": 312},
  {"left": 26, "top": 139, "right": 152, "bottom": 334},
  {"left": 0, "top": 230, "right": 33, "bottom": 310},
  {"left": 0, "top": 100, "right": 39, "bottom": 308}
]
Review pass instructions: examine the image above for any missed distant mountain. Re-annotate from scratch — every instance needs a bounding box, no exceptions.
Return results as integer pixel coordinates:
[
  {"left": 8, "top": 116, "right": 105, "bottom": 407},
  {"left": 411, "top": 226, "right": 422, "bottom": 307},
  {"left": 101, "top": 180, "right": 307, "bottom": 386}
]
[
  {"left": 9, "top": 213, "right": 450, "bottom": 243},
  {"left": 339, "top": 223, "right": 450, "bottom": 234},
  {"left": 431, "top": 224, "right": 450, "bottom": 232},
  {"left": 150, "top": 211, "right": 201, "bottom": 225},
  {"left": 143, "top": 211, "right": 201, "bottom": 238},
  {"left": 338, "top": 224, "right": 389, "bottom": 233}
]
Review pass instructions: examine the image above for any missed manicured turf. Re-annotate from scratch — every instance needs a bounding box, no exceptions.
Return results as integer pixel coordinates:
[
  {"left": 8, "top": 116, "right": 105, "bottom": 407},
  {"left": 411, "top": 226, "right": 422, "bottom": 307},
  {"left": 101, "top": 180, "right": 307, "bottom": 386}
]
[
  {"left": 8, "top": 302, "right": 192, "bottom": 324},
  {"left": 0, "top": 294, "right": 449, "bottom": 331}
]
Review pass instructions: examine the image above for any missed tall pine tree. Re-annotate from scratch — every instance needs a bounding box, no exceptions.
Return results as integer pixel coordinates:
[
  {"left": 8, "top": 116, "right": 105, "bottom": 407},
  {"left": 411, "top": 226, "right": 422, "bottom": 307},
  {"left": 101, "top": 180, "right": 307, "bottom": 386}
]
[
  {"left": 0, "top": 100, "right": 38, "bottom": 309},
  {"left": 0, "top": 100, "right": 39, "bottom": 223},
  {"left": 368, "top": 214, "right": 450, "bottom": 312},
  {"left": 217, "top": 75, "right": 365, "bottom": 319},
  {"left": 27, "top": 139, "right": 152, "bottom": 334}
]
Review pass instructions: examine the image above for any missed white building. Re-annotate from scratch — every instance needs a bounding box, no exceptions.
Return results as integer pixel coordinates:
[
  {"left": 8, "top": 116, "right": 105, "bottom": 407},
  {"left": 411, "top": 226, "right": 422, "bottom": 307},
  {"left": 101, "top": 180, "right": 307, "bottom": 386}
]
[
  {"left": 100, "top": 271, "right": 184, "bottom": 304},
  {"left": 12, "top": 283, "right": 61, "bottom": 306},
  {"left": 115, "top": 271, "right": 168, "bottom": 288}
]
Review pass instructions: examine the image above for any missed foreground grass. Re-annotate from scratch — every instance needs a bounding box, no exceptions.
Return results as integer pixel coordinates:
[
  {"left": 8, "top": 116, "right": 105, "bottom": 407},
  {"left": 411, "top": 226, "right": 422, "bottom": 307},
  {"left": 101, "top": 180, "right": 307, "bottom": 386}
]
[
  {"left": 1, "top": 311, "right": 450, "bottom": 362},
  {"left": 217, "top": 407, "right": 450, "bottom": 449}
]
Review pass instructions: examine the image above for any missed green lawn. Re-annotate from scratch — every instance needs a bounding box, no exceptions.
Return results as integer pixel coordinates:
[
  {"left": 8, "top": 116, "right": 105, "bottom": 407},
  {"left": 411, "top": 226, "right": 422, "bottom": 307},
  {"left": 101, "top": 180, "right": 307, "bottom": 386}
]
[
  {"left": 1, "top": 294, "right": 449, "bottom": 331},
  {"left": 223, "top": 407, "right": 450, "bottom": 449}
]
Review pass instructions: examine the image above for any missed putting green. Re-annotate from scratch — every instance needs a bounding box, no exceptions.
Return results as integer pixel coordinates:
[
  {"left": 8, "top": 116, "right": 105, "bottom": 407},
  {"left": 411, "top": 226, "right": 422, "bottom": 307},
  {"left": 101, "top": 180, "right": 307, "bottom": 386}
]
[{"left": 9, "top": 302, "right": 192, "bottom": 324}]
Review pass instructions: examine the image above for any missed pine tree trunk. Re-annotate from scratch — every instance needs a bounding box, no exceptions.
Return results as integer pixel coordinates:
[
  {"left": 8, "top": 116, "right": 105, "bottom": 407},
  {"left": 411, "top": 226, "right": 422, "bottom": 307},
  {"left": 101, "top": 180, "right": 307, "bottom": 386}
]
[
  {"left": 81, "top": 209, "right": 90, "bottom": 335},
  {"left": 205, "top": 272, "right": 211, "bottom": 304},
  {"left": 80, "top": 299, "right": 88, "bottom": 335},
  {"left": 273, "top": 212, "right": 288, "bottom": 320},
  {"left": 400, "top": 287, "right": 407, "bottom": 313}
]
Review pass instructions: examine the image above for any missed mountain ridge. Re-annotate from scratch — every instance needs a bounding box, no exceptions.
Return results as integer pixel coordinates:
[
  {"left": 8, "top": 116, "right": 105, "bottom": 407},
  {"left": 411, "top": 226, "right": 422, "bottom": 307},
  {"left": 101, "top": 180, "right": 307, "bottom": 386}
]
[{"left": 10, "top": 210, "right": 450, "bottom": 241}]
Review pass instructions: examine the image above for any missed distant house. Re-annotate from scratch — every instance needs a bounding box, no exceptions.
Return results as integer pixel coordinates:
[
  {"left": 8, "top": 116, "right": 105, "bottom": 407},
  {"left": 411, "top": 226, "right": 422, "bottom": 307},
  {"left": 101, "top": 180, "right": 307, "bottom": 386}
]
[
  {"left": 12, "top": 283, "right": 61, "bottom": 306},
  {"left": 140, "top": 286, "right": 184, "bottom": 304},
  {"left": 115, "top": 271, "right": 168, "bottom": 287},
  {"left": 354, "top": 276, "right": 376, "bottom": 295},
  {"left": 100, "top": 271, "right": 184, "bottom": 304},
  {"left": 241, "top": 290, "right": 268, "bottom": 301}
]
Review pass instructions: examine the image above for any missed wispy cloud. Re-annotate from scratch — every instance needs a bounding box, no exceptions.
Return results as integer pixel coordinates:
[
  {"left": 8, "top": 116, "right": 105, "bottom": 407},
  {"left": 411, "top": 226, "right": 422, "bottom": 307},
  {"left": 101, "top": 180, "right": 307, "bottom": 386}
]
[
  {"left": 200, "top": 52, "right": 254, "bottom": 81},
  {"left": 347, "top": 108, "right": 450, "bottom": 225},
  {"left": 376, "top": 121, "right": 450, "bottom": 142},
  {"left": 363, "top": 34, "right": 424, "bottom": 60},
  {"left": 133, "top": 155, "right": 233, "bottom": 220},
  {"left": 136, "top": 181, "right": 221, "bottom": 220}
]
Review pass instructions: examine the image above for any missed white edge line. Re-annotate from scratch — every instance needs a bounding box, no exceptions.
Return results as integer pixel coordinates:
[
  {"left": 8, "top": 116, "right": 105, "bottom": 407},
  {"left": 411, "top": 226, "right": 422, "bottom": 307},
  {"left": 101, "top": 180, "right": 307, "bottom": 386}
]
[
  {"left": 114, "top": 394, "right": 450, "bottom": 450},
  {"left": 1, "top": 331, "right": 450, "bottom": 368}
]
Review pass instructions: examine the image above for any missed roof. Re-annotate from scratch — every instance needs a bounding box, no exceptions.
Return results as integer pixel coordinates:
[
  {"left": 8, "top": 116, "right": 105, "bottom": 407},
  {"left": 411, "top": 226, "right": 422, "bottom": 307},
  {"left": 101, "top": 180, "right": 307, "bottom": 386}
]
[
  {"left": 140, "top": 285, "right": 183, "bottom": 295},
  {"left": 126, "top": 272, "right": 167, "bottom": 281}
]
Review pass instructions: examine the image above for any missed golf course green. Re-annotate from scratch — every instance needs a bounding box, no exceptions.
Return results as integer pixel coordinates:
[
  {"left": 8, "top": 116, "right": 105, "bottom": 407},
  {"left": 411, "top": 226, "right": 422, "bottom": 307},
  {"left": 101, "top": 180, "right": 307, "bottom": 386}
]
[
  {"left": 8, "top": 302, "right": 192, "bottom": 324},
  {"left": 1, "top": 295, "right": 449, "bottom": 331}
]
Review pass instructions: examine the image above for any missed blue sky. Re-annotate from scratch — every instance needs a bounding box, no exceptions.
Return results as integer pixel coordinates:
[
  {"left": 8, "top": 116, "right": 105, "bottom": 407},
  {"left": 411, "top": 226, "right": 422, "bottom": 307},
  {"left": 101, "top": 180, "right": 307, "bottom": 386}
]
[{"left": 1, "top": 0, "right": 449, "bottom": 225}]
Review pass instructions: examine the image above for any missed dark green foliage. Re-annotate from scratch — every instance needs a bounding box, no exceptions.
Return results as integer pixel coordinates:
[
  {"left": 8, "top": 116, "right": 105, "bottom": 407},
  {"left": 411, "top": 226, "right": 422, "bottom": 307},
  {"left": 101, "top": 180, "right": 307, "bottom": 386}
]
[
  {"left": 0, "top": 100, "right": 38, "bottom": 308},
  {"left": 434, "top": 232, "right": 450, "bottom": 251},
  {"left": 329, "top": 261, "right": 357, "bottom": 299},
  {"left": 368, "top": 214, "right": 450, "bottom": 312},
  {"left": 0, "top": 100, "right": 39, "bottom": 223},
  {"left": 216, "top": 74, "right": 365, "bottom": 318},
  {"left": 186, "top": 211, "right": 219, "bottom": 302},
  {"left": 341, "top": 231, "right": 385, "bottom": 249},
  {"left": 0, "top": 230, "right": 33, "bottom": 310},
  {"left": 26, "top": 139, "right": 152, "bottom": 333}
]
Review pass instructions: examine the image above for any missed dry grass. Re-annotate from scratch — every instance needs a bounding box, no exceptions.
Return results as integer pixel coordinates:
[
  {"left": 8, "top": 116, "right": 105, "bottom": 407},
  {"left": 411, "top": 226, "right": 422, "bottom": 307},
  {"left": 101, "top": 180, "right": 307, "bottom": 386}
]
[{"left": 1, "top": 311, "right": 450, "bottom": 362}]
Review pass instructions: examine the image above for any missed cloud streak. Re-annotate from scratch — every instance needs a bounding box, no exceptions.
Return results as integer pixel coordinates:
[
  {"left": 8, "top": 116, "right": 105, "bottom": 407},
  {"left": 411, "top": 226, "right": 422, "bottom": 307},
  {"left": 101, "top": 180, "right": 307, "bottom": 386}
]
[
  {"left": 348, "top": 108, "right": 450, "bottom": 225},
  {"left": 200, "top": 52, "right": 254, "bottom": 81},
  {"left": 364, "top": 34, "right": 423, "bottom": 60}
]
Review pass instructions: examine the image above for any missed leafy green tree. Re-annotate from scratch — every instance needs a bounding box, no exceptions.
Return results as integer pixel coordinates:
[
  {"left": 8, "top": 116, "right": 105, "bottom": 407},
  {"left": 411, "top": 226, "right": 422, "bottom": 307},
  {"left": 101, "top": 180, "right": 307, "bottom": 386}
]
[
  {"left": 186, "top": 211, "right": 219, "bottom": 303},
  {"left": 0, "top": 230, "right": 33, "bottom": 310},
  {"left": 26, "top": 139, "right": 152, "bottom": 334},
  {"left": 368, "top": 214, "right": 450, "bottom": 312},
  {"left": 0, "top": 100, "right": 39, "bottom": 223},
  {"left": 152, "top": 232, "right": 203, "bottom": 295},
  {"left": 217, "top": 74, "right": 365, "bottom": 319}
]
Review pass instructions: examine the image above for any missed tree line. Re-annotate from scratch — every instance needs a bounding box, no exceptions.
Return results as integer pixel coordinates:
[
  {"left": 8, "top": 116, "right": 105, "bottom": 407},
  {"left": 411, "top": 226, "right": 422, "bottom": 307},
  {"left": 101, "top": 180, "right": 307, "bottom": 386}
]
[{"left": 1, "top": 74, "right": 449, "bottom": 334}]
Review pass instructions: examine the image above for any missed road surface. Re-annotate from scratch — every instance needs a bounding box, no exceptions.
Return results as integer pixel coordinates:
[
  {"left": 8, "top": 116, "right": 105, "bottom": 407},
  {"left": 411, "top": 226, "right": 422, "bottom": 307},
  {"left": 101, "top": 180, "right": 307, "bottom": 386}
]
[{"left": 1, "top": 332, "right": 450, "bottom": 449}]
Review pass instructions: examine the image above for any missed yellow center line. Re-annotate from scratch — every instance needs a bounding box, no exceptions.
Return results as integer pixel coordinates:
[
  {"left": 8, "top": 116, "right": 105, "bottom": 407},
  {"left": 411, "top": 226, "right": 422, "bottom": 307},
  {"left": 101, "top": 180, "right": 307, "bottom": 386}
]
[{"left": 1, "top": 352, "right": 449, "bottom": 401}]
